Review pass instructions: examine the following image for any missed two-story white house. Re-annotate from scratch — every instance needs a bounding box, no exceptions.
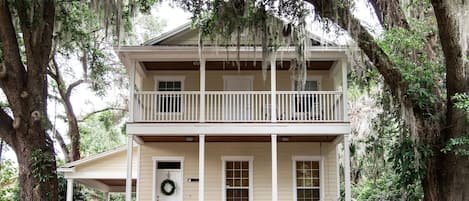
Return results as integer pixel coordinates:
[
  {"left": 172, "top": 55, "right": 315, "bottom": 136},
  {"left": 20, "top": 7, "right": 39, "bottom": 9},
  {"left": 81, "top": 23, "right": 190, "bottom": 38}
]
[{"left": 59, "top": 23, "right": 352, "bottom": 201}]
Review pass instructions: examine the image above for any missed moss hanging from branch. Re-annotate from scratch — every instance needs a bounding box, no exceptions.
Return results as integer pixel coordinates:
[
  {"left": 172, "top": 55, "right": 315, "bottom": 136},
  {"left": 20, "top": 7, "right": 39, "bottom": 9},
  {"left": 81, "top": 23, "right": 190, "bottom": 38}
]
[{"left": 183, "top": 0, "right": 308, "bottom": 80}]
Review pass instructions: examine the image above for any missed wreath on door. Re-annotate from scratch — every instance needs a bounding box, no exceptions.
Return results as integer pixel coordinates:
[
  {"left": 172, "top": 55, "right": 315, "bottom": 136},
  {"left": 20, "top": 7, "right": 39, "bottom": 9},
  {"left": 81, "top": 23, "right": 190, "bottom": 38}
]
[{"left": 160, "top": 179, "right": 176, "bottom": 196}]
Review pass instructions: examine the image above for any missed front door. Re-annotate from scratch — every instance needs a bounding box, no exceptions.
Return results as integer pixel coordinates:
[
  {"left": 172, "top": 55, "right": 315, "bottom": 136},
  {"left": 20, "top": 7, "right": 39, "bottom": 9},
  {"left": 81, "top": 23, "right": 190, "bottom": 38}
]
[
  {"left": 223, "top": 76, "right": 253, "bottom": 121},
  {"left": 155, "top": 161, "right": 183, "bottom": 201}
]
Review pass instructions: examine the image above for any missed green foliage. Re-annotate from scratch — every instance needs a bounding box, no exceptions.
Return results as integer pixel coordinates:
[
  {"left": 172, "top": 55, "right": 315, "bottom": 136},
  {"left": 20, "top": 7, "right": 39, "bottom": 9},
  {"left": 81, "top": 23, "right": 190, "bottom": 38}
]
[
  {"left": 440, "top": 93, "right": 469, "bottom": 156},
  {"left": 354, "top": 173, "right": 404, "bottom": 201},
  {"left": 0, "top": 160, "right": 20, "bottom": 201},
  {"left": 55, "top": 1, "right": 120, "bottom": 96},
  {"left": 441, "top": 136, "right": 469, "bottom": 156},
  {"left": 378, "top": 19, "right": 444, "bottom": 115},
  {"left": 79, "top": 111, "right": 126, "bottom": 157},
  {"left": 452, "top": 93, "right": 469, "bottom": 120},
  {"left": 388, "top": 137, "right": 428, "bottom": 200},
  {"left": 30, "top": 149, "right": 56, "bottom": 184}
]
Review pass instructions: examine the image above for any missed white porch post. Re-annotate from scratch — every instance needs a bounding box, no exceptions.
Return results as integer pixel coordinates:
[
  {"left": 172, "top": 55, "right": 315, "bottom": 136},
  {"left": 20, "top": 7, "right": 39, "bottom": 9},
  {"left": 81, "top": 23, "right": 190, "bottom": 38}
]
[
  {"left": 66, "top": 179, "right": 73, "bottom": 201},
  {"left": 271, "top": 134, "right": 278, "bottom": 201},
  {"left": 270, "top": 56, "right": 277, "bottom": 122},
  {"left": 341, "top": 59, "right": 348, "bottom": 122},
  {"left": 129, "top": 60, "right": 136, "bottom": 122},
  {"left": 344, "top": 135, "right": 351, "bottom": 201},
  {"left": 336, "top": 144, "right": 341, "bottom": 200},
  {"left": 126, "top": 135, "right": 134, "bottom": 201},
  {"left": 103, "top": 192, "right": 109, "bottom": 201},
  {"left": 199, "top": 134, "right": 205, "bottom": 201},
  {"left": 200, "top": 59, "right": 206, "bottom": 122}
]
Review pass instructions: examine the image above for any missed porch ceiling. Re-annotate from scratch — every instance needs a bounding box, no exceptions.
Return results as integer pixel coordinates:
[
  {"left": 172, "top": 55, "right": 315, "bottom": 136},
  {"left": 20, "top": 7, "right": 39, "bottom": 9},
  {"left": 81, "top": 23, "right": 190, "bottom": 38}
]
[
  {"left": 140, "top": 135, "right": 337, "bottom": 142},
  {"left": 142, "top": 60, "right": 335, "bottom": 71},
  {"left": 95, "top": 179, "right": 137, "bottom": 187}
]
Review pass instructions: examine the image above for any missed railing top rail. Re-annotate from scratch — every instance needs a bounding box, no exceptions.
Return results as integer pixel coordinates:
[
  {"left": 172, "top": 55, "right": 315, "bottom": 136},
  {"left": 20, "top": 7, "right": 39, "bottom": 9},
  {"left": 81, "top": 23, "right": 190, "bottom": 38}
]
[
  {"left": 135, "top": 91, "right": 201, "bottom": 95},
  {"left": 135, "top": 90, "right": 343, "bottom": 95},
  {"left": 277, "top": 91, "right": 343, "bottom": 94},
  {"left": 205, "top": 91, "right": 271, "bottom": 95}
]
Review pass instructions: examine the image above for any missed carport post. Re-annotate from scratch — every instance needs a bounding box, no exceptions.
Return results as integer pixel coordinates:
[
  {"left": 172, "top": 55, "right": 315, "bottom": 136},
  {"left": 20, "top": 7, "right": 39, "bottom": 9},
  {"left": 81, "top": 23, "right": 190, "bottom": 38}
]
[{"left": 66, "top": 179, "right": 73, "bottom": 201}]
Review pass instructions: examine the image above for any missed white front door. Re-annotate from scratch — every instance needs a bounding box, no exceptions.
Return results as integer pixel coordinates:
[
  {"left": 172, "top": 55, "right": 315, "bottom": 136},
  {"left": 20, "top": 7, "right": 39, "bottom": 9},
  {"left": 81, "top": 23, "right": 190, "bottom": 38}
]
[
  {"left": 223, "top": 76, "right": 253, "bottom": 121},
  {"left": 155, "top": 161, "right": 183, "bottom": 201}
]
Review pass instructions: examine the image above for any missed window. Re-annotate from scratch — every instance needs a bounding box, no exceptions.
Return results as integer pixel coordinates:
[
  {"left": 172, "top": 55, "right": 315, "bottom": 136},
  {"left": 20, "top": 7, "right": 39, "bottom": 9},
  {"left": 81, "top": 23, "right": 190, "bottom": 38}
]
[
  {"left": 294, "top": 160, "right": 321, "bottom": 201},
  {"left": 293, "top": 79, "right": 320, "bottom": 113},
  {"left": 154, "top": 76, "right": 184, "bottom": 113},
  {"left": 223, "top": 157, "right": 252, "bottom": 201}
]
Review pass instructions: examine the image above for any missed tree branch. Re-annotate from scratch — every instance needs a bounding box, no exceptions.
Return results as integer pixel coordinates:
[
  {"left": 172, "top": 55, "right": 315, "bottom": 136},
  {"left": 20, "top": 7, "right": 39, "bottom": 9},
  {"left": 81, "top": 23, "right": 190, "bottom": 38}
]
[
  {"left": 46, "top": 117, "right": 70, "bottom": 162},
  {"left": 369, "top": 0, "right": 410, "bottom": 30},
  {"left": 0, "top": 108, "right": 15, "bottom": 149},
  {"left": 0, "top": 0, "right": 27, "bottom": 113},
  {"left": 66, "top": 79, "right": 85, "bottom": 98},
  {"left": 78, "top": 107, "right": 127, "bottom": 122},
  {"left": 307, "top": 0, "right": 405, "bottom": 98}
]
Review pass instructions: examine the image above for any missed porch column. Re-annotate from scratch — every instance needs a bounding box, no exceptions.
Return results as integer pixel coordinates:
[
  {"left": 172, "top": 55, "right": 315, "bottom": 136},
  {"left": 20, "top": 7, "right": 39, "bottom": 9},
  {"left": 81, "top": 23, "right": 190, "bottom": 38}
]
[
  {"left": 129, "top": 60, "right": 136, "bottom": 122},
  {"left": 270, "top": 56, "right": 277, "bottom": 122},
  {"left": 344, "top": 135, "right": 351, "bottom": 201},
  {"left": 103, "top": 192, "right": 109, "bottom": 201},
  {"left": 336, "top": 144, "right": 341, "bottom": 200},
  {"left": 199, "top": 134, "right": 205, "bottom": 201},
  {"left": 125, "top": 135, "right": 134, "bottom": 201},
  {"left": 66, "top": 179, "right": 73, "bottom": 201},
  {"left": 341, "top": 59, "right": 348, "bottom": 121},
  {"left": 200, "top": 59, "right": 206, "bottom": 122},
  {"left": 271, "top": 134, "right": 278, "bottom": 201}
]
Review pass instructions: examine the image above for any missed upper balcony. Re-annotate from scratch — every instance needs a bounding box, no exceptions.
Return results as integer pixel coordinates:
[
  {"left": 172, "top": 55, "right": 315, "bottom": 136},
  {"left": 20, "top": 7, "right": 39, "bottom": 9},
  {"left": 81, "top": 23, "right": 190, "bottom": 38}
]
[
  {"left": 116, "top": 23, "right": 349, "bottom": 125},
  {"left": 124, "top": 56, "right": 348, "bottom": 124}
]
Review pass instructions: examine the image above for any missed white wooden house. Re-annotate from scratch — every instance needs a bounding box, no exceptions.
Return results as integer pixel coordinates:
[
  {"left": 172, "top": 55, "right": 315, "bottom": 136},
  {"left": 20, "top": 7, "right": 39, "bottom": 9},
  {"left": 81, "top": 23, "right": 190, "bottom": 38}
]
[{"left": 59, "top": 23, "right": 352, "bottom": 201}]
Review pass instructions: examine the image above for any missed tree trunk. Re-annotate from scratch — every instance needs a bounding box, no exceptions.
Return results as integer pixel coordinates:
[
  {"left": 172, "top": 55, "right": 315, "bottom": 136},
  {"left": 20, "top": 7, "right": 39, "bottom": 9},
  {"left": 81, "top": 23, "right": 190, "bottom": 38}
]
[
  {"left": 431, "top": 1, "right": 469, "bottom": 200},
  {"left": 16, "top": 130, "right": 58, "bottom": 201},
  {"left": 0, "top": 0, "right": 59, "bottom": 200}
]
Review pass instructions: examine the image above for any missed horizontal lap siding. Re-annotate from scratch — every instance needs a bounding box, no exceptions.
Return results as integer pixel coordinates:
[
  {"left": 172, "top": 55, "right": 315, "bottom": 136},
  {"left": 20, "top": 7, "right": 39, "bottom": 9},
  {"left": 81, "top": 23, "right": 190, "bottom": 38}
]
[
  {"left": 139, "top": 143, "right": 199, "bottom": 201},
  {"left": 138, "top": 142, "right": 337, "bottom": 201},
  {"left": 75, "top": 147, "right": 138, "bottom": 178}
]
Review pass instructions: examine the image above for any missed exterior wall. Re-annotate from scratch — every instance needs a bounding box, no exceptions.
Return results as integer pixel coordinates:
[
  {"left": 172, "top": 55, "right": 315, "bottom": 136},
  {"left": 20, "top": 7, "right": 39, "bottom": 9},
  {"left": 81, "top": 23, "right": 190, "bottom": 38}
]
[
  {"left": 72, "top": 147, "right": 138, "bottom": 178},
  {"left": 138, "top": 142, "right": 337, "bottom": 201},
  {"left": 141, "top": 70, "right": 335, "bottom": 91}
]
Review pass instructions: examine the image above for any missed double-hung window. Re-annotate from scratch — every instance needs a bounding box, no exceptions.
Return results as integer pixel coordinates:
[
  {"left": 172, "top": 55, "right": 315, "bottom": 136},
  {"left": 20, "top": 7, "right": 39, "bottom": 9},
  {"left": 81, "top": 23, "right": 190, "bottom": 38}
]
[
  {"left": 294, "top": 160, "right": 321, "bottom": 201},
  {"left": 155, "top": 76, "right": 184, "bottom": 113},
  {"left": 223, "top": 157, "right": 252, "bottom": 201}
]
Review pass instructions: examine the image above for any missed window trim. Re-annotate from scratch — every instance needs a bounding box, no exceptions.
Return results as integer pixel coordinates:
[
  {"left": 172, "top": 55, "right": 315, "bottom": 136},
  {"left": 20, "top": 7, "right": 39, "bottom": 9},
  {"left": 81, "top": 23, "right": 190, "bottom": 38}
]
[
  {"left": 292, "top": 155, "right": 324, "bottom": 201},
  {"left": 154, "top": 76, "right": 186, "bottom": 91},
  {"left": 291, "top": 75, "right": 322, "bottom": 91},
  {"left": 221, "top": 156, "right": 254, "bottom": 201},
  {"left": 154, "top": 76, "right": 185, "bottom": 114},
  {"left": 152, "top": 156, "right": 185, "bottom": 201}
]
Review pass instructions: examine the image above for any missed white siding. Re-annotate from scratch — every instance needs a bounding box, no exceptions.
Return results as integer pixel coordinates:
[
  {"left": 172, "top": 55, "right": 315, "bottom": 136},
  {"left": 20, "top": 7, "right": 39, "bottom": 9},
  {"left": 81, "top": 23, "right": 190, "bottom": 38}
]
[{"left": 138, "top": 142, "right": 337, "bottom": 201}]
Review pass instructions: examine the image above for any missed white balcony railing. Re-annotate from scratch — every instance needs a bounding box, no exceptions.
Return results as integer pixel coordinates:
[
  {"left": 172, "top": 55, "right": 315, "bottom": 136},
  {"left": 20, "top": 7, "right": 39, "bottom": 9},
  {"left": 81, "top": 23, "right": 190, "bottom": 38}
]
[
  {"left": 134, "top": 91, "right": 200, "bottom": 122},
  {"left": 276, "top": 91, "right": 344, "bottom": 122},
  {"left": 133, "top": 91, "right": 344, "bottom": 122},
  {"left": 206, "top": 91, "right": 271, "bottom": 122}
]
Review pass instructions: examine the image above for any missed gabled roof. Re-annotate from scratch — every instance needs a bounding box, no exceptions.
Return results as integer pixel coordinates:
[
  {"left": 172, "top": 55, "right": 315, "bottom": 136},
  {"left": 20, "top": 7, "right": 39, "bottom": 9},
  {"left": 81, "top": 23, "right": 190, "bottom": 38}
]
[
  {"left": 143, "top": 21, "right": 337, "bottom": 47},
  {"left": 60, "top": 146, "right": 127, "bottom": 168},
  {"left": 143, "top": 22, "right": 192, "bottom": 46}
]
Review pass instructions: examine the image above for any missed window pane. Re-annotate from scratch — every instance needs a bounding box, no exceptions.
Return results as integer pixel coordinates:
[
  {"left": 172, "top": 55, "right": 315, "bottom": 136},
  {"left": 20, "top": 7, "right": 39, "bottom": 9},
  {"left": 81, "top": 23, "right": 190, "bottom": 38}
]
[
  {"left": 311, "top": 161, "right": 319, "bottom": 169},
  {"left": 242, "top": 170, "right": 248, "bottom": 177},
  {"left": 234, "top": 162, "right": 241, "bottom": 169},
  {"left": 241, "top": 161, "right": 248, "bottom": 169},
  {"left": 226, "top": 161, "right": 250, "bottom": 201},
  {"left": 227, "top": 162, "right": 234, "bottom": 169},
  {"left": 296, "top": 161, "right": 320, "bottom": 201}
]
